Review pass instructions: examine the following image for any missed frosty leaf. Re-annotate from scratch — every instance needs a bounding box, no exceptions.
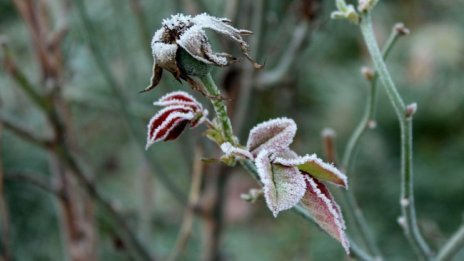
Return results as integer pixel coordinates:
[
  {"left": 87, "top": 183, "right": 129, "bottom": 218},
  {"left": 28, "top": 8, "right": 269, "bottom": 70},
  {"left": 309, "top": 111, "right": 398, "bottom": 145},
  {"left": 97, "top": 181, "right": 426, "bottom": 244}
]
[
  {"left": 255, "top": 150, "right": 306, "bottom": 217},
  {"left": 146, "top": 106, "right": 194, "bottom": 149},
  {"left": 273, "top": 153, "right": 347, "bottom": 188},
  {"left": 300, "top": 176, "right": 349, "bottom": 254},
  {"left": 220, "top": 142, "right": 253, "bottom": 160},
  {"left": 247, "top": 118, "right": 297, "bottom": 156},
  {"left": 153, "top": 91, "right": 203, "bottom": 111}
]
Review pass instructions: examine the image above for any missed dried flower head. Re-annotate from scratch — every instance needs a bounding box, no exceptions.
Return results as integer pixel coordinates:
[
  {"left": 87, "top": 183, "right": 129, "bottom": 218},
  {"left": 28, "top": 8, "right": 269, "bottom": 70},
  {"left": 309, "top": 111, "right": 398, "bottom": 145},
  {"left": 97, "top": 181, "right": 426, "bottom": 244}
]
[
  {"left": 146, "top": 91, "right": 208, "bottom": 149},
  {"left": 142, "top": 13, "right": 261, "bottom": 94}
]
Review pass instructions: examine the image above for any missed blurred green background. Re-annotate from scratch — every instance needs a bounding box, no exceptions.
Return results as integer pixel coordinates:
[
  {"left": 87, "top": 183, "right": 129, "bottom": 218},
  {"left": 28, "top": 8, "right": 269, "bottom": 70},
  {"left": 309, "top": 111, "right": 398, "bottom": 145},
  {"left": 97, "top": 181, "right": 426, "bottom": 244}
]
[{"left": 1, "top": 0, "right": 464, "bottom": 260}]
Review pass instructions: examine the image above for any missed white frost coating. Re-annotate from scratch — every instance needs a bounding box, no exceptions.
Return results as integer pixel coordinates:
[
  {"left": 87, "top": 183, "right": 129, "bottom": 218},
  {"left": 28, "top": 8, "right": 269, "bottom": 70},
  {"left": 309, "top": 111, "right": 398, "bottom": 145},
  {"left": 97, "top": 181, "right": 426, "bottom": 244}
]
[
  {"left": 152, "top": 42, "right": 178, "bottom": 70},
  {"left": 153, "top": 91, "right": 203, "bottom": 111},
  {"left": 273, "top": 153, "right": 347, "bottom": 188},
  {"left": 220, "top": 142, "right": 253, "bottom": 160},
  {"left": 193, "top": 13, "right": 248, "bottom": 46},
  {"left": 302, "top": 176, "right": 350, "bottom": 254},
  {"left": 146, "top": 109, "right": 194, "bottom": 149},
  {"left": 246, "top": 117, "right": 297, "bottom": 156},
  {"left": 255, "top": 149, "right": 306, "bottom": 217},
  {"left": 162, "top": 14, "right": 192, "bottom": 30}
]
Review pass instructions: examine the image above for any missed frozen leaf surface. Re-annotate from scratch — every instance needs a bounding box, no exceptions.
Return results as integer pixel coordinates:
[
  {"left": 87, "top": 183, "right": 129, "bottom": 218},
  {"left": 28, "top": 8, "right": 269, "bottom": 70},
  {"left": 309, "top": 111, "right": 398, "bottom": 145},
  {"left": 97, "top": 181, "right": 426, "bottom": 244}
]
[
  {"left": 247, "top": 118, "right": 297, "bottom": 156},
  {"left": 273, "top": 153, "right": 347, "bottom": 188},
  {"left": 256, "top": 150, "right": 306, "bottom": 217},
  {"left": 300, "top": 176, "right": 349, "bottom": 253}
]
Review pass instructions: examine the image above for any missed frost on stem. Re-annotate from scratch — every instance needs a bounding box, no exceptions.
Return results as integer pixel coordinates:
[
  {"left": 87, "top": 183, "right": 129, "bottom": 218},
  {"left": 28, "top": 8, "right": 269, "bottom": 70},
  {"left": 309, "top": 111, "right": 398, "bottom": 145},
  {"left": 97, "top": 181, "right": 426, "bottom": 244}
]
[
  {"left": 146, "top": 91, "right": 207, "bottom": 149},
  {"left": 142, "top": 13, "right": 261, "bottom": 93}
]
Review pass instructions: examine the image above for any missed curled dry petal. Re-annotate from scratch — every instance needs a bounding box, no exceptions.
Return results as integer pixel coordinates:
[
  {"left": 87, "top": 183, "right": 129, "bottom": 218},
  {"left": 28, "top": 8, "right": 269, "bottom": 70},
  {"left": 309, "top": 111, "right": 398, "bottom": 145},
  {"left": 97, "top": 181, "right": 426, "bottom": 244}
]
[
  {"left": 220, "top": 142, "right": 253, "bottom": 160},
  {"left": 247, "top": 117, "right": 297, "bottom": 156},
  {"left": 300, "top": 176, "right": 350, "bottom": 254},
  {"left": 256, "top": 150, "right": 306, "bottom": 217},
  {"left": 273, "top": 153, "right": 348, "bottom": 188}
]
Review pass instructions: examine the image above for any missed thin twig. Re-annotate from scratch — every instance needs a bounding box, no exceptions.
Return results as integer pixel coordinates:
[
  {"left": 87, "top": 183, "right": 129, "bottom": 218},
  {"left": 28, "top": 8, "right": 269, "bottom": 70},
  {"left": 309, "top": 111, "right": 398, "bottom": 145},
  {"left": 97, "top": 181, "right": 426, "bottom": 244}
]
[
  {"left": 73, "top": 0, "right": 186, "bottom": 204},
  {"left": 0, "top": 112, "right": 54, "bottom": 149},
  {"left": 4, "top": 171, "right": 60, "bottom": 197},
  {"left": 360, "top": 12, "right": 433, "bottom": 260},
  {"left": 0, "top": 125, "right": 11, "bottom": 261},
  {"left": 255, "top": 21, "right": 309, "bottom": 88},
  {"left": 435, "top": 224, "right": 464, "bottom": 261},
  {"left": 168, "top": 145, "right": 204, "bottom": 261}
]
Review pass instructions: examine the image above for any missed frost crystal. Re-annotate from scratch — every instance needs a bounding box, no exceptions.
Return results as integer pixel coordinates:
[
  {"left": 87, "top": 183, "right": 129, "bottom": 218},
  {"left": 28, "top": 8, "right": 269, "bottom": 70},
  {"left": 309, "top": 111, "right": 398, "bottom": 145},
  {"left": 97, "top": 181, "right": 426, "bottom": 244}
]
[
  {"left": 273, "top": 153, "right": 348, "bottom": 188},
  {"left": 142, "top": 13, "right": 261, "bottom": 93},
  {"left": 146, "top": 91, "right": 208, "bottom": 149},
  {"left": 220, "top": 142, "right": 253, "bottom": 160},
  {"left": 301, "top": 176, "right": 350, "bottom": 253},
  {"left": 256, "top": 150, "right": 306, "bottom": 217},
  {"left": 246, "top": 117, "right": 297, "bottom": 156}
]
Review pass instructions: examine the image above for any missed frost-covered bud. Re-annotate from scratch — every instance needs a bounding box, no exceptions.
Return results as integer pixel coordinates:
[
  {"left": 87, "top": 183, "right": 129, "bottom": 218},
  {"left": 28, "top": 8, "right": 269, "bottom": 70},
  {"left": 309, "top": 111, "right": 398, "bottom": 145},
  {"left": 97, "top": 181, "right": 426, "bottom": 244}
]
[
  {"left": 331, "top": 0, "right": 359, "bottom": 24},
  {"left": 405, "top": 102, "right": 417, "bottom": 118},
  {"left": 358, "top": 0, "right": 379, "bottom": 13},
  {"left": 146, "top": 91, "right": 208, "bottom": 149},
  {"left": 142, "top": 13, "right": 261, "bottom": 93},
  {"left": 361, "top": 66, "right": 375, "bottom": 81},
  {"left": 394, "top": 23, "right": 410, "bottom": 36}
]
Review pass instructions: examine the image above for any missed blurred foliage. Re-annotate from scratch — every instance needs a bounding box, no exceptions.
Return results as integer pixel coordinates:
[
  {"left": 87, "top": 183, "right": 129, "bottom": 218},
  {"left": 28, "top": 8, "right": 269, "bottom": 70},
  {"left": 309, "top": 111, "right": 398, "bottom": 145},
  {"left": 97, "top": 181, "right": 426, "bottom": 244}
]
[{"left": 1, "top": 0, "right": 464, "bottom": 260}]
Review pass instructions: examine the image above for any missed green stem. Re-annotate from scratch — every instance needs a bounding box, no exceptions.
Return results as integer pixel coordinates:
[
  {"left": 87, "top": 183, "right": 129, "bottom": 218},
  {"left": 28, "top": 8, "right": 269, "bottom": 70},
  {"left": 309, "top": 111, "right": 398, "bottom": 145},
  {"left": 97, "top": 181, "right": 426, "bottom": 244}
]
[
  {"left": 340, "top": 23, "right": 404, "bottom": 259},
  {"left": 199, "top": 73, "right": 235, "bottom": 144},
  {"left": 360, "top": 12, "right": 433, "bottom": 260},
  {"left": 435, "top": 224, "right": 464, "bottom": 261}
]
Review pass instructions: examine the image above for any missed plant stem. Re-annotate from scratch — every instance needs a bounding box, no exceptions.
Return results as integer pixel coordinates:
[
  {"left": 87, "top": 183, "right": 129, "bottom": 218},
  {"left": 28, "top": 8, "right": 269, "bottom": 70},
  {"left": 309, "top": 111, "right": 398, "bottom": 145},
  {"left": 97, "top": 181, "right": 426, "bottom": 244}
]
[
  {"left": 360, "top": 12, "right": 433, "bottom": 260},
  {"left": 339, "top": 22, "right": 404, "bottom": 259},
  {"left": 199, "top": 73, "right": 235, "bottom": 144},
  {"left": 435, "top": 224, "right": 464, "bottom": 261}
]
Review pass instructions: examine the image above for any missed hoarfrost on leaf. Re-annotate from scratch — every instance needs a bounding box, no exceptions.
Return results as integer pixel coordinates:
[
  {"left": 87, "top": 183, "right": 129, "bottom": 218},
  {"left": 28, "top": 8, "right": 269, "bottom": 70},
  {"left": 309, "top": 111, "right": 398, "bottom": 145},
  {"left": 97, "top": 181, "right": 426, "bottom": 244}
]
[
  {"left": 273, "top": 153, "right": 348, "bottom": 188},
  {"left": 300, "top": 176, "right": 350, "bottom": 253},
  {"left": 246, "top": 117, "right": 297, "bottom": 156},
  {"left": 256, "top": 150, "right": 306, "bottom": 217}
]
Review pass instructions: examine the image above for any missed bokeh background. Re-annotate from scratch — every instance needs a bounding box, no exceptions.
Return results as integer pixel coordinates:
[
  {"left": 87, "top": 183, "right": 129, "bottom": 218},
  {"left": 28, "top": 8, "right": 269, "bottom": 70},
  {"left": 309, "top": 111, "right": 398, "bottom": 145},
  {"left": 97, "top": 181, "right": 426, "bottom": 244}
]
[{"left": 1, "top": 0, "right": 464, "bottom": 260}]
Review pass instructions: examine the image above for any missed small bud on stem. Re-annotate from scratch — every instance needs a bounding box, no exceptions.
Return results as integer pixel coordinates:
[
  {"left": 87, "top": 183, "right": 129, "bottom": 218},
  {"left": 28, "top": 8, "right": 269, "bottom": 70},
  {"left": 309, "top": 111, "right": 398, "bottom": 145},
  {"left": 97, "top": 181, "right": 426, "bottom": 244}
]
[
  {"left": 361, "top": 66, "right": 375, "bottom": 81},
  {"left": 405, "top": 103, "right": 417, "bottom": 118}
]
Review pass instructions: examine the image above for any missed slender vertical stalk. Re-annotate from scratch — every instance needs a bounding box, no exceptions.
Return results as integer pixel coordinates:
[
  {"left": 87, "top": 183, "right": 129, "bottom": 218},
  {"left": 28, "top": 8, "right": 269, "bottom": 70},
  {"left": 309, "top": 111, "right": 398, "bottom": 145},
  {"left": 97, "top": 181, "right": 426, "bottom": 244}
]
[
  {"left": 0, "top": 125, "right": 11, "bottom": 261},
  {"left": 339, "top": 23, "right": 405, "bottom": 259},
  {"left": 199, "top": 73, "right": 235, "bottom": 144},
  {"left": 359, "top": 12, "right": 433, "bottom": 260}
]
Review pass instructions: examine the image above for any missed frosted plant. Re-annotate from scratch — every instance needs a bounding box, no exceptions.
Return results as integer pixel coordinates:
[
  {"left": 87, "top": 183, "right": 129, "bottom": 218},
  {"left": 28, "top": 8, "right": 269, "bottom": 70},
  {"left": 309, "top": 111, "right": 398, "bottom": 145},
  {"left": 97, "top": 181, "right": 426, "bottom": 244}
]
[
  {"left": 142, "top": 13, "right": 261, "bottom": 94},
  {"left": 221, "top": 118, "right": 349, "bottom": 253},
  {"left": 144, "top": 13, "right": 352, "bottom": 256},
  {"left": 146, "top": 91, "right": 207, "bottom": 149}
]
